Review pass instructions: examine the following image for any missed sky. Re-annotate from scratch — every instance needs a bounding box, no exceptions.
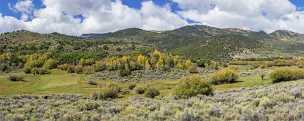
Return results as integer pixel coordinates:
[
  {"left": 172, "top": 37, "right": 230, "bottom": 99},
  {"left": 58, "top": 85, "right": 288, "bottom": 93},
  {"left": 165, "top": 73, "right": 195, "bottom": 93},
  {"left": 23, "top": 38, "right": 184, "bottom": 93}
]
[{"left": 0, "top": 0, "right": 304, "bottom": 35}]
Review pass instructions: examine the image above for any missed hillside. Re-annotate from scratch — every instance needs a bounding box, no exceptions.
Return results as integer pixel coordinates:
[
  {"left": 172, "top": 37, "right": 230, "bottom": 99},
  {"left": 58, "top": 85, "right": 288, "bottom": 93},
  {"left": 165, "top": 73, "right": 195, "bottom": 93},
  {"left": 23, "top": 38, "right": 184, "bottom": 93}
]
[
  {"left": 82, "top": 25, "right": 304, "bottom": 60},
  {"left": 1, "top": 25, "right": 304, "bottom": 61},
  {"left": 268, "top": 30, "right": 304, "bottom": 53}
]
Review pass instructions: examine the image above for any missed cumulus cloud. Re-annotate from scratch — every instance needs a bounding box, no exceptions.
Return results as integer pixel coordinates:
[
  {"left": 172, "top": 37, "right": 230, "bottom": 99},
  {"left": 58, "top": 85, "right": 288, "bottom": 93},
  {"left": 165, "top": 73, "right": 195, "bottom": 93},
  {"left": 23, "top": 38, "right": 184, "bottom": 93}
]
[
  {"left": 1, "top": 0, "right": 304, "bottom": 35},
  {"left": 140, "top": 1, "right": 187, "bottom": 31},
  {"left": 10, "top": 0, "right": 34, "bottom": 20},
  {"left": 0, "top": 14, "right": 25, "bottom": 33},
  {"left": 0, "top": 0, "right": 187, "bottom": 35},
  {"left": 173, "top": 0, "right": 304, "bottom": 33},
  {"left": 14, "top": 0, "right": 34, "bottom": 14},
  {"left": 277, "top": 11, "right": 304, "bottom": 32},
  {"left": 79, "top": 0, "right": 142, "bottom": 34}
]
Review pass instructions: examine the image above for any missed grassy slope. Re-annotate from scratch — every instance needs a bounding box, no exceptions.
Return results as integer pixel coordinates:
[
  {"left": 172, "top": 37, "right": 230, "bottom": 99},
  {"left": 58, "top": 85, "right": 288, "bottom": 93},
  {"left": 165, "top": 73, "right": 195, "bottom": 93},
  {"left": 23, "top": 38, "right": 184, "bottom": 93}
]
[
  {"left": 215, "top": 74, "right": 272, "bottom": 91},
  {"left": 0, "top": 70, "right": 91, "bottom": 95}
]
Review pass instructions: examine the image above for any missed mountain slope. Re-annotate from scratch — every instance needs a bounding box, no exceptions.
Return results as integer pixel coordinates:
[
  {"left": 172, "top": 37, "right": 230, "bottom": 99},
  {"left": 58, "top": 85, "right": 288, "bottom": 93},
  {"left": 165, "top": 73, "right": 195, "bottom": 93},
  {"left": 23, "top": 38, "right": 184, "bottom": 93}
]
[
  {"left": 2, "top": 25, "right": 304, "bottom": 61},
  {"left": 268, "top": 30, "right": 304, "bottom": 53},
  {"left": 271, "top": 30, "right": 304, "bottom": 41},
  {"left": 83, "top": 25, "right": 274, "bottom": 60}
]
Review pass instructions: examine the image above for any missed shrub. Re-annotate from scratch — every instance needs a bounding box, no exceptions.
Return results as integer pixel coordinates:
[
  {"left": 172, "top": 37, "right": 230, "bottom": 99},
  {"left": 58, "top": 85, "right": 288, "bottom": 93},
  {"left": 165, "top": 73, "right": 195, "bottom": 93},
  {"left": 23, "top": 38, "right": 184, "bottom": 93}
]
[
  {"left": 145, "top": 88, "right": 160, "bottom": 98},
  {"left": 74, "top": 65, "right": 83, "bottom": 74},
  {"left": 291, "top": 87, "right": 302, "bottom": 98},
  {"left": 91, "top": 83, "right": 121, "bottom": 100},
  {"left": 57, "top": 64, "right": 70, "bottom": 71},
  {"left": 116, "top": 47, "right": 122, "bottom": 51},
  {"left": 0, "top": 64, "right": 8, "bottom": 72},
  {"left": 272, "top": 59, "right": 294, "bottom": 66},
  {"left": 119, "top": 69, "right": 131, "bottom": 77},
  {"left": 119, "top": 64, "right": 131, "bottom": 77},
  {"left": 24, "top": 54, "right": 48, "bottom": 68},
  {"left": 8, "top": 74, "right": 24, "bottom": 81},
  {"left": 31, "top": 68, "right": 49, "bottom": 75},
  {"left": 195, "top": 59, "right": 207, "bottom": 68},
  {"left": 129, "top": 61, "right": 142, "bottom": 71},
  {"left": 43, "top": 59, "right": 58, "bottom": 69},
  {"left": 210, "top": 68, "right": 239, "bottom": 84},
  {"left": 188, "top": 64, "right": 199, "bottom": 73},
  {"left": 80, "top": 58, "right": 95, "bottom": 66},
  {"left": 105, "top": 57, "right": 120, "bottom": 71},
  {"left": 66, "top": 65, "right": 75, "bottom": 73},
  {"left": 206, "top": 61, "right": 220, "bottom": 70},
  {"left": 135, "top": 87, "right": 145, "bottom": 94},
  {"left": 179, "top": 111, "right": 202, "bottom": 121},
  {"left": 128, "top": 83, "right": 136, "bottom": 90},
  {"left": 184, "top": 59, "right": 193, "bottom": 70},
  {"left": 103, "top": 45, "right": 109, "bottom": 50},
  {"left": 82, "top": 66, "right": 95, "bottom": 74},
  {"left": 5, "top": 114, "right": 25, "bottom": 121},
  {"left": 61, "top": 111, "right": 82, "bottom": 121},
  {"left": 99, "top": 86, "right": 121, "bottom": 99},
  {"left": 23, "top": 67, "right": 32, "bottom": 74},
  {"left": 270, "top": 67, "right": 304, "bottom": 83},
  {"left": 94, "top": 61, "right": 106, "bottom": 72},
  {"left": 77, "top": 100, "right": 100, "bottom": 111},
  {"left": 175, "top": 75, "right": 213, "bottom": 98},
  {"left": 87, "top": 79, "right": 97, "bottom": 85}
]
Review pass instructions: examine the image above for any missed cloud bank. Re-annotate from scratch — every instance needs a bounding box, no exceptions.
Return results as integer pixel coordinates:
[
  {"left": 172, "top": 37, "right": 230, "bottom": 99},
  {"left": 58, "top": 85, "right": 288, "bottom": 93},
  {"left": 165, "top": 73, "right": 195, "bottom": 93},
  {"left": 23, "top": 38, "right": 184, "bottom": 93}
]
[
  {"left": 0, "top": 0, "right": 304, "bottom": 35},
  {"left": 174, "top": 0, "right": 304, "bottom": 33}
]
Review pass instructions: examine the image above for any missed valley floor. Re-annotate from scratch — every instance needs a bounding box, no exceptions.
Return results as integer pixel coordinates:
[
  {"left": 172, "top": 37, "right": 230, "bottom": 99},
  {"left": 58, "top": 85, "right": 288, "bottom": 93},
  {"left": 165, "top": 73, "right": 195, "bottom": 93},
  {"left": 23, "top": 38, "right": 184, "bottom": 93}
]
[
  {"left": 0, "top": 79, "right": 304, "bottom": 121},
  {"left": 0, "top": 67, "right": 273, "bottom": 96}
]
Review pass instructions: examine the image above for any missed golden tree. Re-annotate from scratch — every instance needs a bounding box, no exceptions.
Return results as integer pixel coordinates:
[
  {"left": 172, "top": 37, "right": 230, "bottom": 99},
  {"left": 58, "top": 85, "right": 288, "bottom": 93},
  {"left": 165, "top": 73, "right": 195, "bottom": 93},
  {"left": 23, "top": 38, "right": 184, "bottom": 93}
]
[
  {"left": 137, "top": 54, "right": 147, "bottom": 66},
  {"left": 185, "top": 59, "right": 193, "bottom": 69},
  {"left": 156, "top": 56, "right": 165, "bottom": 70},
  {"left": 145, "top": 60, "right": 151, "bottom": 70}
]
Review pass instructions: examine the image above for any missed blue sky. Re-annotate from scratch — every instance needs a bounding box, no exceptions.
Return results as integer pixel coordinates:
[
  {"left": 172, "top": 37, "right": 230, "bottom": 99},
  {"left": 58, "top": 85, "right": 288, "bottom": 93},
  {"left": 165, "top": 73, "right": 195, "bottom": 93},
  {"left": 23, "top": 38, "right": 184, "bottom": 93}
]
[
  {"left": 2, "top": 0, "right": 301, "bottom": 20},
  {"left": 0, "top": 0, "right": 180, "bottom": 19},
  {"left": 1, "top": 0, "right": 304, "bottom": 35},
  {"left": 292, "top": 0, "right": 304, "bottom": 10},
  {"left": 0, "top": 0, "right": 41, "bottom": 18}
]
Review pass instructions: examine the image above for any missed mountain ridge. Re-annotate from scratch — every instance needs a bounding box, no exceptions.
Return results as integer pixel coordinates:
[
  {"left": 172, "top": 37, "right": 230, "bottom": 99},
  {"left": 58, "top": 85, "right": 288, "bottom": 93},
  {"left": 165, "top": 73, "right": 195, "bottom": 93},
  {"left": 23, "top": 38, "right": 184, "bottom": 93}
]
[
  {"left": 1, "top": 25, "right": 304, "bottom": 60},
  {"left": 80, "top": 25, "right": 303, "bottom": 39}
]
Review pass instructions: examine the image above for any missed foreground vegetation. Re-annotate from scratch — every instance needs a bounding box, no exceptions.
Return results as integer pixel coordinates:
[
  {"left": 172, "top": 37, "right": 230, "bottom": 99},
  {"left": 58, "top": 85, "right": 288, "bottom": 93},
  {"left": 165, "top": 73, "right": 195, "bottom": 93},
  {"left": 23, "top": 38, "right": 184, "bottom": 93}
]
[{"left": 0, "top": 79, "right": 303, "bottom": 121}]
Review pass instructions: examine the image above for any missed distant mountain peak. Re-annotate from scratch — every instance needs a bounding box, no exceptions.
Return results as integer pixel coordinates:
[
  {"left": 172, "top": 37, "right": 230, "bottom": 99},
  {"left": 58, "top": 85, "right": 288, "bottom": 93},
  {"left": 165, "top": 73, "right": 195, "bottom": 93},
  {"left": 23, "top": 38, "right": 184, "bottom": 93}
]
[
  {"left": 271, "top": 30, "right": 301, "bottom": 36},
  {"left": 81, "top": 28, "right": 156, "bottom": 39},
  {"left": 270, "top": 30, "right": 303, "bottom": 39}
]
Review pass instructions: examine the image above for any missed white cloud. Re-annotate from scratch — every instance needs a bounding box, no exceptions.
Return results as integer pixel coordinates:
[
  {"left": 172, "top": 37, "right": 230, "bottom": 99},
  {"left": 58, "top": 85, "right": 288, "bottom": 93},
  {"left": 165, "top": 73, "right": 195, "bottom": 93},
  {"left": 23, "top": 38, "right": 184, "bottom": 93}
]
[
  {"left": 277, "top": 11, "right": 304, "bottom": 32},
  {"left": 0, "top": 14, "right": 25, "bottom": 33},
  {"left": 140, "top": 1, "right": 187, "bottom": 31},
  {"left": 14, "top": 0, "right": 34, "bottom": 13},
  {"left": 80, "top": 1, "right": 142, "bottom": 34},
  {"left": 12, "top": 0, "right": 34, "bottom": 20},
  {"left": 173, "top": 0, "right": 304, "bottom": 33},
  {"left": 0, "top": 0, "right": 187, "bottom": 35},
  {"left": 179, "top": 7, "right": 276, "bottom": 32},
  {"left": 1, "top": 0, "right": 304, "bottom": 35}
]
